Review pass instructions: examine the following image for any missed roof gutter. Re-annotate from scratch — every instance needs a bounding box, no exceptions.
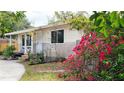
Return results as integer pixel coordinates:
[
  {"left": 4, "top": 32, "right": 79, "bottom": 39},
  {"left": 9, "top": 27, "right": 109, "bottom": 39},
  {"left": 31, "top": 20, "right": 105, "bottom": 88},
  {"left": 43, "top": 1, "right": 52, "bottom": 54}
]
[{"left": 5, "top": 23, "right": 69, "bottom": 36}]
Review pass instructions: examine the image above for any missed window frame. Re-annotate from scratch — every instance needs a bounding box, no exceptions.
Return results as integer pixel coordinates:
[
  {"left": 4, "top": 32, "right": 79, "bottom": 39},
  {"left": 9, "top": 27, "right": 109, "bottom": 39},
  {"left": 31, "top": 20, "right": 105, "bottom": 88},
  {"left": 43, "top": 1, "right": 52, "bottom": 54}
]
[
  {"left": 26, "top": 34, "right": 32, "bottom": 46},
  {"left": 51, "top": 29, "right": 64, "bottom": 43},
  {"left": 22, "top": 34, "right": 32, "bottom": 46},
  {"left": 22, "top": 35, "right": 25, "bottom": 46}
]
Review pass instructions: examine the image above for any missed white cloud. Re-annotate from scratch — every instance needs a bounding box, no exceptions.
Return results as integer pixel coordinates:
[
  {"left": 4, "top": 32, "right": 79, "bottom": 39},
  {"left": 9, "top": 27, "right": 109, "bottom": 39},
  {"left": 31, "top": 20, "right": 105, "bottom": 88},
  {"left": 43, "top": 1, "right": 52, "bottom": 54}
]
[{"left": 25, "top": 11, "right": 54, "bottom": 27}]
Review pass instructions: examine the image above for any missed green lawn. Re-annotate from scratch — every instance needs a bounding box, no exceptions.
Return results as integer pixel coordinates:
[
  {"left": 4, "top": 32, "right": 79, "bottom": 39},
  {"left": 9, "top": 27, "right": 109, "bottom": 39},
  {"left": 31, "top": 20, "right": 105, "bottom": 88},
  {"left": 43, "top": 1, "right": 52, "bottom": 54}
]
[{"left": 20, "top": 62, "right": 64, "bottom": 81}]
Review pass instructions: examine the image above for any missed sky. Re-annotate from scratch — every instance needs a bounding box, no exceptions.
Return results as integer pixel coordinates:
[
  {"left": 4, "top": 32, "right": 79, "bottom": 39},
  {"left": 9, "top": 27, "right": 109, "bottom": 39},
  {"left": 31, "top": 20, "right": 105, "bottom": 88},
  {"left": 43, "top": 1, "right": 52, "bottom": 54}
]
[
  {"left": 25, "top": 11, "right": 93, "bottom": 27},
  {"left": 25, "top": 11, "right": 54, "bottom": 27}
]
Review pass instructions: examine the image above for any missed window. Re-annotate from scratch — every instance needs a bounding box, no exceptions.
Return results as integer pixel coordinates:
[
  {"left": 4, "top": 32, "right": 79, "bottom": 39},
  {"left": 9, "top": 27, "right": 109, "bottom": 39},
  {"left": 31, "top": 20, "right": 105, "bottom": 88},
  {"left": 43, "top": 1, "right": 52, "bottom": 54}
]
[
  {"left": 22, "top": 34, "right": 32, "bottom": 46},
  {"left": 51, "top": 30, "right": 64, "bottom": 43},
  {"left": 27, "top": 35, "right": 31, "bottom": 46},
  {"left": 51, "top": 31, "right": 57, "bottom": 43},
  {"left": 22, "top": 35, "right": 25, "bottom": 46}
]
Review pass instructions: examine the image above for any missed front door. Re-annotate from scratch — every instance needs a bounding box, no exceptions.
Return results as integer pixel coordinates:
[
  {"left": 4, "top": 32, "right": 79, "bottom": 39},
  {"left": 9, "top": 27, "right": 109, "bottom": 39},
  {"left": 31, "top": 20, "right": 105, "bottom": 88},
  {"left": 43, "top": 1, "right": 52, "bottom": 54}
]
[{"left": 21, "top": 33, "right": 32, "bottom": 53}]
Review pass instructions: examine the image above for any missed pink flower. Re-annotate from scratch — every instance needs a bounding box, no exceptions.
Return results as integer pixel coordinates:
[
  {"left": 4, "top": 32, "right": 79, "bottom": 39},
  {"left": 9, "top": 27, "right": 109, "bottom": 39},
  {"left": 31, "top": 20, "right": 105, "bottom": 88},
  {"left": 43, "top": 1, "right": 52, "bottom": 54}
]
[
  {"left": 95, "top": 65, "right": 99, "bottom": 71},
  {"left": 75, "top": 50, "right": 82, "bottom": 55},
  {"left": 91, "top": 32, "right": 96, "bottom": 41},
  {"left": 86, "top": 75, "right": 95, "bottom": 81},
  {"left": 85, "top": 34, "right": 90, "bottom": 39},
  {"left": 72, "top": 45, "right": 82, "bottom": 55},
  {"left": 89, "top": 45, "right": 94, "bottom": 50},
  {"left": 67, "top": 54, "right": 74, "bottom": 61},
  {"left": 80, "top": 37, "right": 85, "bottom": 44},
  {"left": 63, "top": 60, "right": 67, "bottom": 64},
  {"left": 112, "top": 41, "right": 115, "bottom": 45},
  {"left": 99, "top": 51, "right": 105, "bottom": 62},
  {"left": 76, "top": 60, "right": 82, "bottom": 67},
  {"left": 106, "top": 44, "right": 112, "bottom": 54},
  {"left": 95, "top": 43, "right": 99, "bottom": 47},
  {"left": 84, "top": 41, "right": 89, "bottom": 46}
]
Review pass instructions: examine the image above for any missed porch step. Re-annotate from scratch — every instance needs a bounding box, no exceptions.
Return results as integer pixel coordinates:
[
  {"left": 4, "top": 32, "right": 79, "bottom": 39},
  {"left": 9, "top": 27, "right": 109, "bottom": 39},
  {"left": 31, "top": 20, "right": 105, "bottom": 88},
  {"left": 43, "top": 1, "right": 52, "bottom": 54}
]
[{"left": 21, "top": 54, "right": 29, "bottom": 61}]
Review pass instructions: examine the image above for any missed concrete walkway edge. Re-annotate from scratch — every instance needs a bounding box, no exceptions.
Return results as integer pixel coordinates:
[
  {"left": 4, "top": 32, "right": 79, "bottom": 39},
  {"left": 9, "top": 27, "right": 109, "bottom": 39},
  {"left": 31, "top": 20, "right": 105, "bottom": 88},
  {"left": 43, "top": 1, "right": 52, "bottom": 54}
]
[{"left": 0, "top": 60, "right": 25, "bottom": 81}]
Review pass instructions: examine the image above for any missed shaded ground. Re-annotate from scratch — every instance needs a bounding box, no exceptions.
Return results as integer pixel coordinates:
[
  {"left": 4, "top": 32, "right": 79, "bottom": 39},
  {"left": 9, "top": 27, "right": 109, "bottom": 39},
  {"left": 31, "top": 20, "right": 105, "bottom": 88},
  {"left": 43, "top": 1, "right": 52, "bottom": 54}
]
[
  {"left": 20, "top": 62, "right": 64, "bottom": 81},
  {"left": 0, "top": 60, "right": 25, "bottom": 81},
  {"left": 28, "top": 62, "right": 64, "bottom": 72}
]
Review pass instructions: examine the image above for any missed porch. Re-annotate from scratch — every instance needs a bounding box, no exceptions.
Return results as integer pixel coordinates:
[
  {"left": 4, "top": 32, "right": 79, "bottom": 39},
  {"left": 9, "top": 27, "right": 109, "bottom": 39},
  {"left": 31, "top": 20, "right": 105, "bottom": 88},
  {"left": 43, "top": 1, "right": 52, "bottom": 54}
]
[{"left": 5, "top": 28, "right": 40, "bottom": 54}]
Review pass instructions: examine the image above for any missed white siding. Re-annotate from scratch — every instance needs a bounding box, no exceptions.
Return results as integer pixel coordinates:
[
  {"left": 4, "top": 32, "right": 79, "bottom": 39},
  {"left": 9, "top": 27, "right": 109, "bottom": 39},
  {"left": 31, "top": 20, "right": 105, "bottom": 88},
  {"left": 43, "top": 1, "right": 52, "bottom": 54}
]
[
  {"left": 34, "top": 24, "right": 84, "bottom": 59},
  {"left": 40, "top": 25, "right": 83, "bottom": 43},
  {"left": 42, "top": 29, "right": 51, "bottom": 43},
  {"left": 64, "top": 29, "right": 83, "bottom": 43},
  {"left": 35, "top": 31, "right": 43, "bottom": 53}
]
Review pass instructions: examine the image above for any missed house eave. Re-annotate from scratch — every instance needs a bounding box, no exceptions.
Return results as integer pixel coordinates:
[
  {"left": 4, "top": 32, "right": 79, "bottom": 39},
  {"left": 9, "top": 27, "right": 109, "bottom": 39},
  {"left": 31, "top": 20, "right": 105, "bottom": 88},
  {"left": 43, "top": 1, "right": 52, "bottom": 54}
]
[
  {"left": 5, "top": 27, "right": 40, "bottom": 36},
  {"left": 5, "top": 23, "right": 70, "bottom": 36}
]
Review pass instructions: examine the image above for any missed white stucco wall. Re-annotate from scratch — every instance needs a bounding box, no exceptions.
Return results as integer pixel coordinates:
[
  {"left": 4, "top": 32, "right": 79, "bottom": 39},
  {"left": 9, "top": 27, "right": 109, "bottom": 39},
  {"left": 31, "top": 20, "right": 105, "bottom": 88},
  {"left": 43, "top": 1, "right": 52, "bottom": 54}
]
[
  {"left": 34, "top": 24, "right": 84, "bottom": 59},
  {"left": 36, "top": 24, "right": 83, "bottom": 43},
  {"left": 17, "top": 24, "right": 84, "bottom": 57},
  {"left": 64, "top": 29, "right": 83, "bottom": 43},
  {"left": 35, "top": 31, "right": 43, "bottom": 53}
]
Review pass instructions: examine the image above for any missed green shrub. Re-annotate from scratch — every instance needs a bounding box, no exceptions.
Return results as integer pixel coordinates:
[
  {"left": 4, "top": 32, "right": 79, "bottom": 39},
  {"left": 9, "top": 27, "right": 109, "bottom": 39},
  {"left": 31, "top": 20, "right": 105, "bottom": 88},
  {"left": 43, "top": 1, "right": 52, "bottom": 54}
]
[
  {"left": 3, "top": 46, "right": 15, "bottom": 58},
  {"left": 93, "top": 41, "right": 124, "bottom": 81},
  {"left": 89, "top": 11, "right": 124, "bottom": 80},
  {"left": 0, "top": 52, "right": 3, "bottom": 55},
  {"left": 60, "top": 32, "right": 124, "bottom": 81},
  {"left": 28, "top": 53, "right": 44, "bottom": 65}
]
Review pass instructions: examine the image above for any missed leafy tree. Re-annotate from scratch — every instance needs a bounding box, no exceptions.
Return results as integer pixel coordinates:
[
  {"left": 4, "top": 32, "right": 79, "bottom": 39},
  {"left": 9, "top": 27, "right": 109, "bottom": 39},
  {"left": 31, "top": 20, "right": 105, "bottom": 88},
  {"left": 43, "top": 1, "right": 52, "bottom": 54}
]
[
  {"left": 48, "top": 11, "right": 92, "bottom": 33},
  {"left": 48, "top": 11, "right": 78, "bottom": 23},
  {"left": 0, "top": 11, "right": 31, "bottom": 38},
  {"left": 89, "top": 11, "right": 124, "bottom": 80},
  {"left": 90, "top": 11, "right": 124, "bottom": 38}
]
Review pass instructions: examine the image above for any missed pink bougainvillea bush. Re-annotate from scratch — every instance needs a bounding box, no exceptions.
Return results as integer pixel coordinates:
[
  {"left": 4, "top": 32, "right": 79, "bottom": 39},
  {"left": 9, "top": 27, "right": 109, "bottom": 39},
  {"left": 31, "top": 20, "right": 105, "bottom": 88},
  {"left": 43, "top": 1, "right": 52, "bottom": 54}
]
[{"left": 59, "top": 32, "right": 114, "bottom": 81}]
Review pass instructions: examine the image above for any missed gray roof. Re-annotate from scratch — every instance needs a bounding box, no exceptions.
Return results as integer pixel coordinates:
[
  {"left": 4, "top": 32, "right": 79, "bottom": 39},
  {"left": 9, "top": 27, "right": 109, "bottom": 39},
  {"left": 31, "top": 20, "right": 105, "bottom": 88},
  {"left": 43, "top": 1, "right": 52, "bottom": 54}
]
[{"left": 5, "top": 23, "right": 69, "bottom": 36}]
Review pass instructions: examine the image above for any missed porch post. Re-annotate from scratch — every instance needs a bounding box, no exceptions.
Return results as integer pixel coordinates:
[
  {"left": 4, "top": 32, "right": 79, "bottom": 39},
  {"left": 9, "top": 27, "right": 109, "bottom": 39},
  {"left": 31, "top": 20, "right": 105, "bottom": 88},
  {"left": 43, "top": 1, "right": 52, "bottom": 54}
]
[
  {"left": 9, "top": 35, "right": 12, "bottom": 46},
  {"left": 18, "top": 34, "right": 21, "bottom": 52},
  {"left": 24, "top": 33, "right": 27, "bottom": 54},
  {"left": 31, "top": 33, "right": 33, "bottom": 53}
]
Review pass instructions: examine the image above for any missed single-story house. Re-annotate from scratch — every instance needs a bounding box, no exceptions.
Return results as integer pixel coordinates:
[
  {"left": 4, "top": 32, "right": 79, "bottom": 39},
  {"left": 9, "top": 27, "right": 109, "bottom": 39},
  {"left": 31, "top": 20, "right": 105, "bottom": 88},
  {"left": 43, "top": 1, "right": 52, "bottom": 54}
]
[{"left": 5, "top": 23, "right": 84, "bottom": 60}]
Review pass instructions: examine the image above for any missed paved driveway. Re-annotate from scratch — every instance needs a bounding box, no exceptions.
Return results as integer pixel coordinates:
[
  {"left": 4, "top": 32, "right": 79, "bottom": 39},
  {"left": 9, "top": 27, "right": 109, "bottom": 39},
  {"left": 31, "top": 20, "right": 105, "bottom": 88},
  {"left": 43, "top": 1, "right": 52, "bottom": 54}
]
[{"left": 0, "top": 60, "right": 25, "bottom": 81}]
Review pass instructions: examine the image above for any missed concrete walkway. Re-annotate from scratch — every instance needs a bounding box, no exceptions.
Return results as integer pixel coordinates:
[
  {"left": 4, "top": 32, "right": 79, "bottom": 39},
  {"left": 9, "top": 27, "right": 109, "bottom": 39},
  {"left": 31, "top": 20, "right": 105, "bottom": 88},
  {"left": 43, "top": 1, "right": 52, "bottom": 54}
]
[{"left": 0, "top": 60, "right": 25, "bottom": 81}]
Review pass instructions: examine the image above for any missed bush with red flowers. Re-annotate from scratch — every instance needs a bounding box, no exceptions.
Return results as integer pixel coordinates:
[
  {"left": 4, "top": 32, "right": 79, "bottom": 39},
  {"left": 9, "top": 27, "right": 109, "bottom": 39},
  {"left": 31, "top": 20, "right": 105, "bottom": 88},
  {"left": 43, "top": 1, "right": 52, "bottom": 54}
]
[
  {"left": 58, "top": 31, "right": 124, "bottom": 81},
  {"left": 93, "top": 34, "right": 124, "bottom": 81},
  {"left": 59, "top": 32, "right": 115, "bottom": 81},
  {"left": 58, "top": 11, "right": 124, "bottom": 81}
]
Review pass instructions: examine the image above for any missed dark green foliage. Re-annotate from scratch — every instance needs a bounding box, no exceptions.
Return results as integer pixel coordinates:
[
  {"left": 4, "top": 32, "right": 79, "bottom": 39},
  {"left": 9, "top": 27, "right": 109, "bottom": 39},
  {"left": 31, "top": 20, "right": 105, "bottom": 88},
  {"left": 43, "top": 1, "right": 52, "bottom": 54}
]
[
  {"left": 0, "top": 11, "right": 31, "bottom": 38},
  {"left": 0, "top": 52, "right": 2, "bottom": 55},
  {"left": 90, "top": 11, "right": 124, "bottom": 38},
  {"left": 90, "top": 11, "right": 124, "bottom": 80},
  {"left": 93, "top": 43, "right": 124, "bottom": 81},
  {"left": 3, "top": 46, "right": 15, "bottom": 58},
  {"left": 29, "top": 53, "right": 44, "bottom": 65}
]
